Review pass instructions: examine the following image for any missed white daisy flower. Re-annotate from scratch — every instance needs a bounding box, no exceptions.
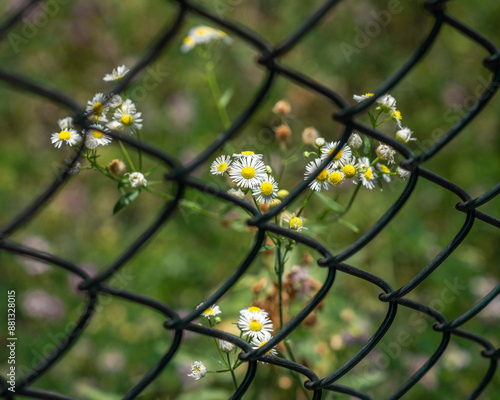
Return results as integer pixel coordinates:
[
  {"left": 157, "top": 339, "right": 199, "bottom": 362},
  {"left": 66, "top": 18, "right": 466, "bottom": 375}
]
[
  {"left": 342, "top": 157, "right": 358, "bottom": 182},
  {"left": 304, "top": 158, "right": 331, "bottom": 192},
  {"left": 84, "top": 125, "right": 112, "bottom": 149},
  {"left": 86, "top": 93, "right": 109, "bottom": 119},
  {"left": 376, "top": 163, "right": 392, "bottom": 183},
  {"left": 237, "top": 310, "right": 273, "bottom": 340},
  {"left": 112, "top": 99, "right": 143, "bottom": 134},
  {"left": 398, "top": 166, "right": 411, "bottom": 180},
  {"left": 127, "top": 172, "right": 147, "bottom": 188},
  {"left": 396, "top": 127, "right": 416, "bottom": 143},
  {"left": 329, "top": 170, "right": 344, "bottom": 187},
  {"left": 251, "top": 332, "right": 278, "bottom": 361},
  {"left": 103, "top": 65, "right": 130, "bottom": 82},
  {"left": 197, "top": 303, "right": 221, "bottom": 320},
  {"left": 252, "top": 174, "right": 278, "bottom": 204},
  {"left": 283, "top": 213, "right": 307, "bottom": 232},
  {"left": 218, "top": 339, "right": 235, "bottom": 353},
  {"left": 376, "top": 93, "right": 397, "bottom": 113},
  {"left": 392, "top": 109, "right": 403, "bottom": 129},
  {"left": 357, "top": 157, "right": 376, "bottom": 190},
  {"left": 376, "top": 143, "right": 396, "bottom": 164},
  {"left": 314, "top": 137, "right": 326, "bottom": 148},
  {"left": 232, "top": 151, "right": 264, "bottom": 160},
  {"left": 188, "top": 361, "right": 207, "bottom": 380},
  {"left": 239, "top": 306, "right": 269, "bottom": 319},
  {"left": 210, "top": 155, "right": 232, "bottom": 176},
  {"left": 321, "top": 141, "right": 352, "bottom": 169},
  {"left": 229, "top": 156, "right": 266, "bottom": 189},
  {"left": 58, "top": 116, "right": 74, "bottom": 130},
  {"left": 181, "top": 25, "right": 232, "bottom": 53},
  {"left": 51, "top": 128, "right": 81, "bottom": 148},
  {"left": 353, "top": 92, "right": 374, "bottom": 103}
]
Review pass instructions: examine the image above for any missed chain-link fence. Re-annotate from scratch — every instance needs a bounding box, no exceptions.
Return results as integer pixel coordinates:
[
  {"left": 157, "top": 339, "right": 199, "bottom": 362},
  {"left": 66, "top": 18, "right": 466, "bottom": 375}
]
[{"left": 1, "top": 0, "right": 499, "bottom": 399}]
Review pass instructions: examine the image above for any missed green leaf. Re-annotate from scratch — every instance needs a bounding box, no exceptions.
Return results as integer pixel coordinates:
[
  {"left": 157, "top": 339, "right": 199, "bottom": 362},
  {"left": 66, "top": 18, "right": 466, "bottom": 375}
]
[
  {"left": 315, "top": 192, "right": 344, "bottom": 213},
  {"left": 259, "top": 244, "right": 275, "bottom": 253},
  {"left": 113, "top": 189, "right": 141, "bottom": 214},
  {"left": 218, "top": 87, "right": 234, "bottom": 109},
  {"left": 337, "top": 218, "right": 359, "bottom": 233}
]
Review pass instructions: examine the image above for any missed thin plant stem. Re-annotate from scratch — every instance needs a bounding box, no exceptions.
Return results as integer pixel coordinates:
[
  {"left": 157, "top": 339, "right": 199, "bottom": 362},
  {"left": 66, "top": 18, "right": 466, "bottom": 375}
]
[
  {"left": 340, "top": 182, "right": 361, "bottom": 216},
  {"left": 119, "top": 140, "right": 136, "bottom": 171},
  {"left": 297, "top": 190, "right": 315, "bottom": 217},
  {"left": 205, "top": 61, "right": 231, "bottom": 130}
]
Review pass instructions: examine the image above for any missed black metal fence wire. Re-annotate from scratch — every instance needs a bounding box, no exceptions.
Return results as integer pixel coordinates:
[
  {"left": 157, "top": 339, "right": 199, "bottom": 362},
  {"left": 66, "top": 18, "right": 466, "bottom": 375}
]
[{"left": 1, "top": 0, "right": 500, "bottom": 399}]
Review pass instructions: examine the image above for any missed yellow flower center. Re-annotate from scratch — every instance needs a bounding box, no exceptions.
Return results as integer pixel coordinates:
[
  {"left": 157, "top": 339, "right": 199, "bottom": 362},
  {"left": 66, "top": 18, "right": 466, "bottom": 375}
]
[
  {"left": 365, "top": 92, "right": 374, "bottom": 97},
  {"left": 316, "top": 169, "right": 329, "bottom": 182},
  {"left": 217, "top": 162, "right": 227, "bottom": 172},
  {"left": 241, "top": 166, "right": 255, "bottom": 179},
  {"left": 248, "top": 306, "right": 261, "bottom": 313},
  {"left": 343, "top": 164, "right": 356, "bottom": 178},
  {"left": 197, "top": 28, "right": 207, "bottom": 36},
  {"left": 381, "top": 164, "right": 390, "bottom": 174},
  {"left": 329, "top": 172, "right": 343, "bottom": 185},
  {"left": 329, "top": 148, "right": 343, "bottom": 160},
  {"left": 183, "top": 36, "right": 194, "bottom": 44},
  {"left": 289, "top": 217, "right": 302, "bottom": 229},
  {"left": 365, "top": 167, "right": 372, "bottom": 180},
  {"left": 92, "top": 130, "right": 103, "bottom": 139},
  {"left": 203, "top": 308, "right": 214, "bottom": 315},
  {"left": 92, "top": 102, "right": 104, "bottom": 115},
  {"left": 261, "top": 182, "right": 273, "bottom": 196},
  {"left": 249, "top": 320, "right": 262, "bottom": 331},
  {"left": 241, "top": 151, "right": 255, "bottom": 156},
  {"left": 393, "top": 110, "right": 402, "bottom": 119},
  {"left": 121, "top": 114, "right": 134, "bottom": 127},
  {"left": 59, "top": 130, "right": 71, "bottom": 140},
  {"left": 194, "top": 365, "right": 201, "bottom": 372}
]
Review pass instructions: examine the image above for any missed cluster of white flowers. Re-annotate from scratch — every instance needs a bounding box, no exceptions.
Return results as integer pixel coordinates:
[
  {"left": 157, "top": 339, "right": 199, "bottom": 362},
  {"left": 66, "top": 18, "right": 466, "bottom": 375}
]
[
  {"left": 211, "top": 151, "right": 280, "bottom": 205},
  {"left": 50, "top": 65, "right": 143, "bottom": 150},
  {"left": 188, "top": 304, "right": 277, "bottom": 380},
  {"left": 304, "top": 139, "right": 384, "bottom": 191},
  {"left": 181, "top": 25, "right": 232, "bottom": 53}
]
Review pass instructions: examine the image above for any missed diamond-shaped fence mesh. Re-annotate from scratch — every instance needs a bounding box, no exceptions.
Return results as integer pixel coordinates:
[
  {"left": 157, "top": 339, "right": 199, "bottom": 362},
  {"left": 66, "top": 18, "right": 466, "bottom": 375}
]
[{"left": 1, "top": 0, "right": 499, "bottom": 399}]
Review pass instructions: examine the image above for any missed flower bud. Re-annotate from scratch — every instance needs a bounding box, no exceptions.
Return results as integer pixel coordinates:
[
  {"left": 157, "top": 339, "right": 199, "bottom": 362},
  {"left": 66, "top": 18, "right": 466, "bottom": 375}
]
[
  {"left": 218, "top": 339, "right": 235, "bottom": 353},
  {"left": 348, "top": 133, "right": 362, "bottom": 149},
  {"left": 314, "top": 137, "right": 325, "bottom": 148},
  {"left": 269, "top": 199, "right": 282, "bottom": 208},
  {"left": 272, "top": 100, "right": 291, "bottom": 115},
  {"left": 274, "top": 124, "right": 291, "bottom": 142},
  {"left": 265, "top": 165, "right": 273, "bottom": 174},
  {"left": 396, "top": 127, "right": 415, "bottom": 143},
  {"left": 127, "top": 172, "right": 147, "bottom": 187},
  {"left": 109, "top": 159, "right": 127, "bottom": 175},
  {"left": 303, "top": 151, "right": 311, "bottom": 158},
  {"left": 301, "top": 127, "right": 319, "bottom": 145},
  {"left": 277, "top": 189, "right": 289, "bottom": 199},
  {"left": 397, "top": 166, "right": 411, "bottom": 180},
  {"left": 376, "top": 144, "right": 396, "bottom": 164}
]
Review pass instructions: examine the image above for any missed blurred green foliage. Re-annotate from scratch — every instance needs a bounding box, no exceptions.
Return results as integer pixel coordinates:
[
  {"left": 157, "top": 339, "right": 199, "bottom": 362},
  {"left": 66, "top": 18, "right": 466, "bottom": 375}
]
[{"left": 0, "top": 0, "right": 499, "bottom": 399}]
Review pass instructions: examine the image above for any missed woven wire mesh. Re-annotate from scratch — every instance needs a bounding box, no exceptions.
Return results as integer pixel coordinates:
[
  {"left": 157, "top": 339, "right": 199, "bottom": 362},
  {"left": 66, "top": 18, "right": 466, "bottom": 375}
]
[{"left": 1, "top": 0, "right": 499, "bottom": 399}]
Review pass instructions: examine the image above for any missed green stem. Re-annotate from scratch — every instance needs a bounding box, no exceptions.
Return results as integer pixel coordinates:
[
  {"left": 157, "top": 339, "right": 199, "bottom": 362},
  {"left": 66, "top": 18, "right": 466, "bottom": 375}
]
[
  {"left": 136, "top": 130, "right": 142, "bottom": 171},
  {"left": 297, "top": 190, "right": 315, "bottom": 217},
  {"left": 340, "top": 182, "right": 361, "bottom": 217},
  {"left": 227, "top": 353, "right": 238, "bottom": 390},
  {"left": 119, "top": 140, "right": 136, "bottom": 171},
  {"left": 205, "top": 61, "right": 231, "bottom": 130}
]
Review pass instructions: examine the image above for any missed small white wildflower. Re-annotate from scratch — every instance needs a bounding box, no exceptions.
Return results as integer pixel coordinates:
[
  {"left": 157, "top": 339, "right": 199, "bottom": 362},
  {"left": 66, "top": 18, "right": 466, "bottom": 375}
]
[
  {"left": 376, "top": 143, "right": 396, "bottom": 164},
  {"left": 51, "top": 128, "right": 81, "bottom": 148},
  {"left": 111, "top": 99, "right": 143, "bottom": 134},
  {"left": 357, "top": 157, "right": 376, "bottom": 190},
  {"left": 398, "top": 166, "right": 411, "bottom": 180},
  {"left": 251, "top": 332, "right": 278, "bottom": 362},
  {"left": 237, "top": 311, "right": 273, "bottom": 340},
  {"left": 210, "top": 155, "right": 232, "bottom": 176},
  {"left": 252, "top": 174, "right": 278, "bottom": 204},
  {"left": 353, "top": 92, "right": 374, "bottom": 102},
  {"left": 197, "top": 303, "right": 221, "bottom": 320},
  {"left": 321, "top": 141, "right": 352, "bottom": 169},
  {"left": 218, "top": 339, "right": 235, "bottom": 353},
  {"left": 304, "top": 158, "right": 332, "bottom": 192},
  {"left": 376, "top": 93, "right": 397, "bottom": 113},
  {"left": 103, "top": 65, "right": 130, "bottom": 82},
  {"left": 283, "top": 213, "right": 307, "bottom": 231},
  {"left": 396, "top": 127, "right": 416, "bottom": 143},
  {"left": 181, "top": 25, "right": 232, "bottom": 53},
  {"left": 84, "top": 124, "right": 112, "bottom": 149},
  {"left": 229, "top": 156, "right": 266, "bottom": 189},
  {"left": 127, "top": 172, "right": 147, "bottom": 188},
  {"left": 188, "top": 361, "right": 207, "bottom": 380},
  {"left": 376, "top": 163, "right": 392, "bottom": 183}
]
